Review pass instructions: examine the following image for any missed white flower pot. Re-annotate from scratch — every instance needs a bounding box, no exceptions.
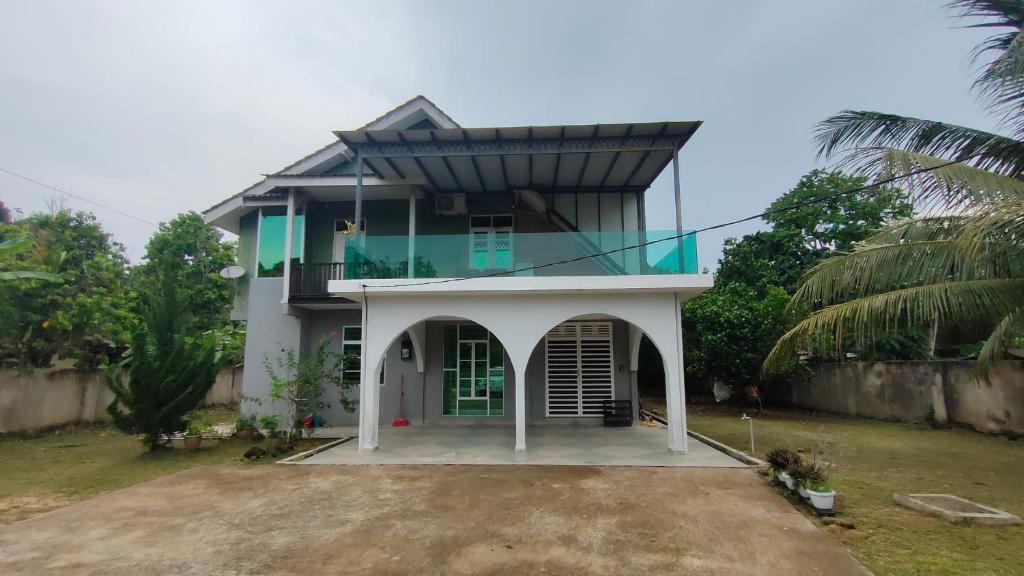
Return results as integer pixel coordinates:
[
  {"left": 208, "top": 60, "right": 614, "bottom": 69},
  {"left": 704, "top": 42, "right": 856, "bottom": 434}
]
[
  {"left": 797, "top": 484, "right": 809, "bottom": 499},
  {"left": 807, "top": 488, "right": 836, "bottom": 511},
  {"left": 779, "top": 471, "right": 795, "bottom": 491}
]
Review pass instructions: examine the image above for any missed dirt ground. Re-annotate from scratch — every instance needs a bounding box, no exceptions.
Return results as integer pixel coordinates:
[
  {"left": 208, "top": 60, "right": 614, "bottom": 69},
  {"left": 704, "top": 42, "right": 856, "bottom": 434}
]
[{"left": 0, "top": 465, "right": 867, "bottom": 576}]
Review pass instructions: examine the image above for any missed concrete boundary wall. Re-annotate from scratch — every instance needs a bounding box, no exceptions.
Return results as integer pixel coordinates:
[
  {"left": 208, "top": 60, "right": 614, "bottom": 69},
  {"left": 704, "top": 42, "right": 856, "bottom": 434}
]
[
  {"left": 768, "top": 361, "right": 1024, "bottom": 435},
  {"left": 0, "top": 367, "right": 242, "bottom": 433}
]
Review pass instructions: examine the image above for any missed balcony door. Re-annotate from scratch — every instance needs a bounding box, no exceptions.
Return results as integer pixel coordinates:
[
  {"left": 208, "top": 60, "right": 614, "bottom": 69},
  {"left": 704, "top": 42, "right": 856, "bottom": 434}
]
[{"left": 469, "top": 214, "right": 513, "bottom": 270}]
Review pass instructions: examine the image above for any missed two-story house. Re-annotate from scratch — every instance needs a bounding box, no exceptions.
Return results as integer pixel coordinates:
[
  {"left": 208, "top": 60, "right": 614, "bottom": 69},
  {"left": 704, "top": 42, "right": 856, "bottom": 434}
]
[{"left": 203, "top": 96, "right": 712, "bottom": 455}]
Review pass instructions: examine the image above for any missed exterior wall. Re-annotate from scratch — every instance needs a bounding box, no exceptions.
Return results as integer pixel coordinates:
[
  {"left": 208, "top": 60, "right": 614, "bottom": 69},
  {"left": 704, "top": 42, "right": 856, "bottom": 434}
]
[
  {"left": 769, "top": 361, "right": 1024, "bottom": 435},
  {"left": 0, "top": 367, "right": 242, "bottom": 433},
  {"left": 239, "top": 278, "right": 302, "bottom": 419}
]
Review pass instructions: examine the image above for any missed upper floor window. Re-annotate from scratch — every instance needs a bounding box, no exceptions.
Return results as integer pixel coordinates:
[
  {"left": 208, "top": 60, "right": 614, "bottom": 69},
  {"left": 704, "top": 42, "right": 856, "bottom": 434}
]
[
  {"left": 469, "top": 214, "right": 513, "bottom": 270},
  {"left": 257, "top": 207, "right": 304, "bottom": 277}
]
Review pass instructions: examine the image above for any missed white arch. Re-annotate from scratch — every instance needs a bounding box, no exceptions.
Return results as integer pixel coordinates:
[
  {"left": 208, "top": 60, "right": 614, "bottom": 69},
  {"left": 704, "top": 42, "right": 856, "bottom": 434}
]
[{"left": 356, "top": 291, "right": 687, "bottom": 454}]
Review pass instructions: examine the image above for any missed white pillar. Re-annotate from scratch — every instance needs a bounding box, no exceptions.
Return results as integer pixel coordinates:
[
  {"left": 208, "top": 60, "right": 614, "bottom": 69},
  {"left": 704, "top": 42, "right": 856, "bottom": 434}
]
[
  {"left": 407, "top": 188, "right": 416, "bottom": 278},
  {"left": 280, "top": 187, "right": 295, "bottom": 306},
  {"left": 666, "top": 293, "right": 688, "bottom": 453},
  {"left": 672, "top": 145, "right": 685, "bottom": 272},
  {"left": 354, "top": 151, "right": 364, "bottom": 241},
  {"left": 357, "top": 293, "right": 379, "bottom": 452},
  {"left": 515, "top": 366, "right": 526, "bottom": 451}
]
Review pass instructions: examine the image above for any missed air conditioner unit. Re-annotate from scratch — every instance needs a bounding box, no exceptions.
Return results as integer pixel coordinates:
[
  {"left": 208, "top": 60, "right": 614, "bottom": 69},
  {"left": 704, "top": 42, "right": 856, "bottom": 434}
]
[{"left": 435, "top": 193, "right": 467, "bottom": 215}]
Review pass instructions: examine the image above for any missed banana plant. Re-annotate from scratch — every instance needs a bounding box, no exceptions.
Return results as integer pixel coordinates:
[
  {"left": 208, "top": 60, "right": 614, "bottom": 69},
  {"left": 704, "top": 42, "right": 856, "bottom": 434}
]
[{"left": 0, "top": 235, "right": 61, "bottom": 282}]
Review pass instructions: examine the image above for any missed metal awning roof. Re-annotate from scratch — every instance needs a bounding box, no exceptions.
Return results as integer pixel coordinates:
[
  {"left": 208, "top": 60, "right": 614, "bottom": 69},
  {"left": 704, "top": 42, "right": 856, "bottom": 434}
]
[{"left": 334, "top": 121, "right": 700, "bottom": 193}]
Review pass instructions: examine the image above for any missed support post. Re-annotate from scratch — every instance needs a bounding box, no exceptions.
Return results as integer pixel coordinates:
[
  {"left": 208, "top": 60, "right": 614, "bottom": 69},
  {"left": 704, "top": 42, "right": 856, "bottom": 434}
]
[
  {"left": 281, "top": 187, "right": 295, "bottom": 306},
  {"left": 671, "top": 145, "right": 685, "bottom": 272},
  {"left": 357, "top": 292, "right": 379, "bottom": 452},
  {"left": 666, "top": 293, "right": 688, "bottom": 453},
  {"left": 515, "top": 367, "right": 526, "bottom": 451},
  {"left": 354, "top": 151, "right": 365, "bottom": 241},
  {"left": 407, "top": 188, "right": 416, "bottom": 278}
]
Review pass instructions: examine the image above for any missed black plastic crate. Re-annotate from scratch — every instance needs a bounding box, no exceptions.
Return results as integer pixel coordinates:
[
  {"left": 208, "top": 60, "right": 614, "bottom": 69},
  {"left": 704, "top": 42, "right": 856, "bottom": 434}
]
[{"left": 602, "top": 399, "right": 632, "bottom": 427}]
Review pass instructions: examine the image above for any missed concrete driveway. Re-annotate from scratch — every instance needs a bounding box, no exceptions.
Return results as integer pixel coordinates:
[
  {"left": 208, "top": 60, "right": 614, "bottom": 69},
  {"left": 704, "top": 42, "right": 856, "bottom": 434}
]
[{"left": 0, "top": 465, "right": 868, "bottom": 576}]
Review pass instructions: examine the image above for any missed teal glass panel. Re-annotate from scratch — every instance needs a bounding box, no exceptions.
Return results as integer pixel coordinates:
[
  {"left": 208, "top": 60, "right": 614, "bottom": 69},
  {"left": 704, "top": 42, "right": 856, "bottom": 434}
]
[
  {"left": 459, "top": 324, "right": 487, "bottom": 341},
  {"left": 342, "top": 326, "right": 361, "bottom": 341},
  {"left": 443, "top": 325, "right": 457, "bottom": 369},
  {"left": 488, "top": 333, "right": 503, "bottom": 367},
  {"left": 475, "top": 377, "right": 487, "bottom": 397},
  {"left": 257, "top": 207, "right": 304, "bottom": 277},
  {"left": 488, "top": 370, "right": 504, "bottom": 415},
  {"left": 342, "top": 230, "right": 698, "bottom": 279},
  {"left": 457, "top": 399, "right": 488, "bottom": 415},
  {"left": 458, "top": 379, "right": 471, "bottom": 397},
  {"left": 442, "top": 370, "right": 457, "bottom": 415}
]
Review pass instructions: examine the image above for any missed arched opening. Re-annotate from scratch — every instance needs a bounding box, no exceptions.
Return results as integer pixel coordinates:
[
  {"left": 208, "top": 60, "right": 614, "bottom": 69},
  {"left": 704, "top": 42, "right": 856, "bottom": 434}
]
[
  {"left": 522, "top": 313, "right": 670, "bottom": 426},
  {"left": 365, "top": 315, "right": 517, "bottom": 429}
]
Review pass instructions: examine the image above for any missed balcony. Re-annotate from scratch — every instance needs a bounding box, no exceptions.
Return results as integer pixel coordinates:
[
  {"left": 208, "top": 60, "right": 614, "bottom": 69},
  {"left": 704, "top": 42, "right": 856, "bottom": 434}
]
[{"left": 289, "top": 230, "right": 696, "bottom": 298}]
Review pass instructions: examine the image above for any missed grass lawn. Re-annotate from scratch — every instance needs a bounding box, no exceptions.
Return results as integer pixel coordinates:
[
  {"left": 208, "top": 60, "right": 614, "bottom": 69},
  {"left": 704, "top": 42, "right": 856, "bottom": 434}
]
[
  {"left": 660, "top": 399, "right": 1024, "bottom": 576},
  {"left": 0, "top": 406, "right": 327, "bottom": 524}
]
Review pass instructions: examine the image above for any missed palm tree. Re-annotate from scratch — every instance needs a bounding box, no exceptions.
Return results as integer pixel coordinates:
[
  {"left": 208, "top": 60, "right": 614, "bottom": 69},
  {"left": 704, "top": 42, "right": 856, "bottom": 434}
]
[
  {"left": 0, "top": 234, "right": 60, "bottom": 282},
  {"left": 764, "top": 1, "right": 1024, "bottom": 377}
]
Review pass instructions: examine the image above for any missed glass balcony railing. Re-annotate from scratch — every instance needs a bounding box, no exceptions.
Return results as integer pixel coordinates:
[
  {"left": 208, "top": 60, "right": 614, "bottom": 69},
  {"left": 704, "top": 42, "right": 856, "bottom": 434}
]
[{"left": 341, "top": 230, "right": 697, "bottom": 280}]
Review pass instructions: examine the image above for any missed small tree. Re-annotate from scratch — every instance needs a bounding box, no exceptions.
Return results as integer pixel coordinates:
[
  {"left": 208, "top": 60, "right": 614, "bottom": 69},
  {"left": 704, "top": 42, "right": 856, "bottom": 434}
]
[
  {"left": 263, "top": 334, "right": 358, "bottom": 441},
  {"left": 105, "top": 256, "right": 218, "bottom": 451}
]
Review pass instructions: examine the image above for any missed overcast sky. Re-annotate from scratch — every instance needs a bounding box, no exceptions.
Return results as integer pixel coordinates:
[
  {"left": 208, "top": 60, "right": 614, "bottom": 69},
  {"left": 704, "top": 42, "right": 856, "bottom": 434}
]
[{"left": 0, "top": 0, "right": 1000, "bottom": 267}]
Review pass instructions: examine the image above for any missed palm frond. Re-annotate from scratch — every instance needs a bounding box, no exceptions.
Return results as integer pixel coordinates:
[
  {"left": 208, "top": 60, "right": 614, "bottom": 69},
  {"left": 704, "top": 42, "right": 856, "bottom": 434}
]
[
  {"left": 0, "top": 235, "right": 33, "bottom": 256},
  {"left": 839, "top": 148, "right": 1024, "bottom": 213},
  {"left": 814, "top": 111, "right": 1024, "bottom": 177},
  {"left": 0, "top": 270, "right": 62, "bottom": 282},
  {"left": 791, "top": 239, "right": 1010, "bottom": 308},
  {"left": 949, "top": 1, "right": 1024, "bottom": 135},
  {"left": 864, "top": 216, "right": 970, "bottom": 244},
  {"left": 976, "top": 309, "right": 1022, "bottom": 377},
  {"left": 763, "top": 278, "right": 1024, "bottom": 375},
  {"left": 954, "top": 197, "right": 1024, "bottom": 259}
]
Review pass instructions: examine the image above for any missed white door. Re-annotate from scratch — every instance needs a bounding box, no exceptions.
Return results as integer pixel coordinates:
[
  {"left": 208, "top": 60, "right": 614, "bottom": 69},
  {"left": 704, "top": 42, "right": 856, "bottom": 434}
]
[
  {"left": 545, "top": 322, "right": 614, "bottom": 417},
  {"left": 333, "top": 220, "right": 350, "bottom": 263}
]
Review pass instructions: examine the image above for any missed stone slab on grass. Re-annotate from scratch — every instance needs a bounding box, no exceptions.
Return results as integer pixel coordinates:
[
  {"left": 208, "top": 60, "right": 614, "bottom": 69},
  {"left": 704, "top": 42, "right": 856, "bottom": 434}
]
[{"left": 894, "top": 493, "right": 1022, "bottom": 526}]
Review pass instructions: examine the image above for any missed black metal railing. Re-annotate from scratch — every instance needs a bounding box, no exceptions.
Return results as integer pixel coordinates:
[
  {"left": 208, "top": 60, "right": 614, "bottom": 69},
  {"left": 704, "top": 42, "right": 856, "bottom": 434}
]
[{"left": 289, "top": 262, "right": 345, "bottom": 298}]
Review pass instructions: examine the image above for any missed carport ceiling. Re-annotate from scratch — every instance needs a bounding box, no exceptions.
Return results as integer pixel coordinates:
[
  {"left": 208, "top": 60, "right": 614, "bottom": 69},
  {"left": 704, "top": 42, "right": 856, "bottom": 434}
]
[{"left": 335, "top": 121, "right": 701, "bottom": 194}]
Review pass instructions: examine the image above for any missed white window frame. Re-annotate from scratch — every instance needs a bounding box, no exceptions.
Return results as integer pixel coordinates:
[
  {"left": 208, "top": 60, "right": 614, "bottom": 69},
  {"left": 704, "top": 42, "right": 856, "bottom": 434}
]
[
  {"left": 469, "top": 214, "right": 514, "bottom": 270},
  {"left": 340, "top": 325, "right": 384, "bottom": 386}
]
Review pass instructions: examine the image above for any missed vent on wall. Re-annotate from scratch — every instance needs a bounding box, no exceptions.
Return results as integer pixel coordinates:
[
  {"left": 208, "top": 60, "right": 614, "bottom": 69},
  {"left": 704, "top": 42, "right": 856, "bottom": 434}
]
[{"left": 435, "top": 193, "right": 467, "bottom": 215}]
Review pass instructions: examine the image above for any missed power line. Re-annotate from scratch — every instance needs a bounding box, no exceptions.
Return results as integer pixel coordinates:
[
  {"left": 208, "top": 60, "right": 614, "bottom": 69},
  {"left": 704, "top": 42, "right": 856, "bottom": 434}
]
[
  {"left": 362, "top": 150, "right": 991, "bottom": 289},
  {"left": 0, "top": 166, "right": 158, "bottom": 226}
]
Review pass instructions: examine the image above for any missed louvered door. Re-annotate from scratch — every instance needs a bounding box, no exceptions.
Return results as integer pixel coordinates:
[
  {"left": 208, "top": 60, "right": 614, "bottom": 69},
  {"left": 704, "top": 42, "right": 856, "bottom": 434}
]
[{"left": 545, "top": 322, "right": 614, "bottom": 417}]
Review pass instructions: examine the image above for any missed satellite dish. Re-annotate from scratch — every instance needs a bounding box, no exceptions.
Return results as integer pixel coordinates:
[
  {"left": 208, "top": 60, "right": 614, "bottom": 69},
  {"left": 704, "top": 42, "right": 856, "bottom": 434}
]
[{"left": 219, "top": 265, "right": 246, "bottom": 280}]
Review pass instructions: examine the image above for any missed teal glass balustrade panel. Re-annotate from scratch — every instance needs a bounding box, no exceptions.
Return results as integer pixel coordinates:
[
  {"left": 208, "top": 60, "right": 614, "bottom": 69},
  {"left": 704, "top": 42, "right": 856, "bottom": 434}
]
[{"left": 342, "top": 230, "right": 698, "bottom": 279}]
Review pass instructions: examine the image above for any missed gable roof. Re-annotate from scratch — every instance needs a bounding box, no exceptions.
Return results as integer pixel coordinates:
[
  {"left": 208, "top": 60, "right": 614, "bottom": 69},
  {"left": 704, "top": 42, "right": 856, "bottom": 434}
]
[{"left": 202, "top": 96, "right": 459, "bottom": 229}]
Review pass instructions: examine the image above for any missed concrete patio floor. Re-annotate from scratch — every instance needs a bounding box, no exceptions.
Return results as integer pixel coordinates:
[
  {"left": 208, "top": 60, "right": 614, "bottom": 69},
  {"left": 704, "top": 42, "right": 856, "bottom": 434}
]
[{"left": 301, "top": 423, "right": 746, "bottom": 467}]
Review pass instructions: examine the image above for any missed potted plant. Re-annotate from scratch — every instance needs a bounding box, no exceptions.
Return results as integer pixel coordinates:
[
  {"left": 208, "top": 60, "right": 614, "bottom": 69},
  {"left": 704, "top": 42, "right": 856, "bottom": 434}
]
[
  {"left": 258, "top": 414, "right": 280, "bottom": 439},
  {"left": 765, "top": 448, "right": 799, "bottom": 487},
  {"left": 234, "top": 414, "right": 259, "bottom": 441},
  {"left": 804, "top": 457, "right": 836, "bottom": 511},
  {"left": 183, "top": 417, "right": 210, "bottom": 450}
]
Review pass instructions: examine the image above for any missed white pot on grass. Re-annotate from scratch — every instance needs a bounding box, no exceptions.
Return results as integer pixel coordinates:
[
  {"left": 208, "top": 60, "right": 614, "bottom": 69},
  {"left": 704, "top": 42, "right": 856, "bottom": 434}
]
[
  {"left": 779, "top": 471, "right": 794, "bottom": 491},
  {"left": 797, "top": 484, "right": 809, "bottom": 499},
  {"left": 807, "top": 488, "right": 836, "bottom": 511}
]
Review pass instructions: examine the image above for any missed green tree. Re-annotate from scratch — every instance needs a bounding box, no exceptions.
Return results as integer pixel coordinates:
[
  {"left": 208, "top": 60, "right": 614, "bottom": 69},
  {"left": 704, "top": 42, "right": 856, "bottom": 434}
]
[
  {"left": 765, "top": 1, "right": 1024, "bottom": 377},
  {"left": 683, "top": 282, "right": 804, "bottom": 388},
  {"left": 0, "top": 209, "right": 133, "bottom": 368},
  {"left": 717, "top": 170, "right": 912, "bottom": 293},
  {"left": 105, "top": 255, "right": 219, "bottom": 451},
  {"left": 133, "top": 211, "right": 236, "bottom": 335}
]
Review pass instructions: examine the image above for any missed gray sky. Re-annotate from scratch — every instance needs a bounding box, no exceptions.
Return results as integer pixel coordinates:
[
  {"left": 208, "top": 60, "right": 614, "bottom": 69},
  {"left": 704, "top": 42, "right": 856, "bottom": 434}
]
[{"left": 0, "top": 0, "right": 1001, "bottom": 268}]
